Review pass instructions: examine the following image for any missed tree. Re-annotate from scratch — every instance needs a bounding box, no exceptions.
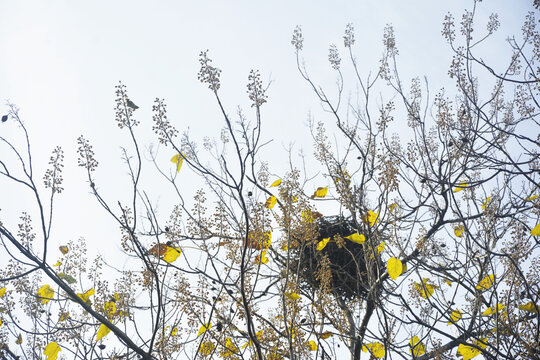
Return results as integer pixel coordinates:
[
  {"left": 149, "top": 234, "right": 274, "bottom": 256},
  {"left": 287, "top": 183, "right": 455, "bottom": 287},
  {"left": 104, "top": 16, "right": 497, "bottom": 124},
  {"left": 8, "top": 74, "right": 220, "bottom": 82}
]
[{"left": 1, "top": 1, "right": 539, "bottom": 359}]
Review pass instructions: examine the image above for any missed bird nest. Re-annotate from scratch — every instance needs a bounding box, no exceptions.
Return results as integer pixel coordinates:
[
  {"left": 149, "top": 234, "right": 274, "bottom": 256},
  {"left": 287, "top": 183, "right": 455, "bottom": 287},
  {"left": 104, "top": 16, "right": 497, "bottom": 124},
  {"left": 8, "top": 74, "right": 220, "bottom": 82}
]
[{"left": 290, "top": 215, "right": 383, "bottom": 300}]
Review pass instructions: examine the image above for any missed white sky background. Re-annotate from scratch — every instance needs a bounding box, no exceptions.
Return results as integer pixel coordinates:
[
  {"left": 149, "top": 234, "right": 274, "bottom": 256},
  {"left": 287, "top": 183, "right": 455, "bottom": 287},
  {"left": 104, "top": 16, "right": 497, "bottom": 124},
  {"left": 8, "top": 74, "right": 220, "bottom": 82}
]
[
  {"left": 0, "top": 0, "right": 535, "bottom": 356},
  {"left": 1, "top": 0, "right": 533, "bottom": 249}
]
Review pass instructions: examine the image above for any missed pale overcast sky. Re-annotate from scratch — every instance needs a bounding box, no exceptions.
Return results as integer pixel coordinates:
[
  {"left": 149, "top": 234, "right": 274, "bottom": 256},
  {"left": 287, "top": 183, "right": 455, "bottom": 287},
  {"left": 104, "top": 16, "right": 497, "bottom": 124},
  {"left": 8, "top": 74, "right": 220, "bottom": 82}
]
[{"left": 0, "top": 0, "right": 534, "bottom": 259}]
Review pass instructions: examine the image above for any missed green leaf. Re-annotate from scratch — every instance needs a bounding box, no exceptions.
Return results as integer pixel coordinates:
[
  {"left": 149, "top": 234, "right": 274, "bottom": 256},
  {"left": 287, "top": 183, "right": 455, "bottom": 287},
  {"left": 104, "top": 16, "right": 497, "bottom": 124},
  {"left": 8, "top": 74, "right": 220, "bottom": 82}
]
[{"left": 58, "top": 273, "right": 77, "bottom": 284}]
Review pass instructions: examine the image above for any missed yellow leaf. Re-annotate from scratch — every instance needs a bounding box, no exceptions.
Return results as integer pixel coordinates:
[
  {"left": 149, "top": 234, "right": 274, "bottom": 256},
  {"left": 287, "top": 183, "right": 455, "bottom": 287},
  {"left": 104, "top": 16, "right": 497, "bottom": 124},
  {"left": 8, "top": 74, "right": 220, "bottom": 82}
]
[
  {"left": 376, "top": 242, "right": 385, "bottom": 253},
  {"left": 52, "top": 261, "right": 61, "bottom": 267},
  {"left": 445, "top": 279, "right": 453, "bottom": 286},
  {"left": 345, "top": 233, "right": 365, "bottom": 245},
  {"left": 320, "top": 331, "right": 333, "bottom": 339},
  {"left": 519, "top": 301, "right": 539, "bottom": 313},
  {"left": 104, "top": 301, "right": 116, "bottom": 316},
  {"left": 307, "top": 340, "right": 318, "bottom": 351},
  {"left": 224, "top": 337, "right": 238, "bottom": 354},
  {"left": 0, "top": 288, "right": 6, "bottom": 298},
  {"left": 531, "top": 223, "right": 540, "bottom": 236},
  {"left": 270, "top": 179, "right": 282, "bottom": 187},
  {"left": 362, "top": 342, "right": 385, "bottom": 358},
  {"left": 453, "top": 182, "right": 468, "bottom": 193},
  {"left": 171, "top": 327, "right": 178, "bottom": 336},
  {"left": 255, "top": 249, "right": 269, "bottom": 264},
  {"left": 198, "top": 341, "right": 215, "bottom": 356},
  {"left": 285, "top": 292, "right": 300, "bottom": 301},
  {"left": 265, "top": 195, "right": 277, "bottom": 209},
  {"left": 476, "top": 275, "right": 495, "bottom": 291},
  {"left": 171, "top": 153, "right": 184, "bottom": 173},
  {"left": 84, "top": 288, "right": 96, "bottom": 298},
  {"left": 37, "top": 285, "right": 54, "bottom": 304},
  {"left": 456, "top": 338, "right": 486, "bottom": 360},
  {"left": 198, "top": 323, "right": 212, "bottom": 336},
  {"left": 163, "top": 246, "right": 182, "bottom": 263},
  {"left": 454, "top": 225, "right": 465, "bottom": 237},
  {"left": 262, "top": 232, "right": 272, "bottom": 249},
  {"left": 447, "top": 309, "right": 462, "bottom": 325},
  {"left": 409, "top": 336, "right": 426, "bottom": 357},
  {"left": 96, "top": 324, "right": 111, "bottom": 341},
  {"left": 482, "top": 197, "right": 491, "bottom": 210},
  {"left": 221, "top": 337, "right": 238, "bottom": 359},
  {"left": 316, "top": 237, "right": 330, "bottom": 251},
  {"left": 44, "top": 341, "right": 61, "bottom": 360},
  {"left": 242, "top": 330, "right": 263, "bottom": 348},
  {"left": 311, "top": 186, "right": 328, "bottom": 199},
  {"left": 59, "top": 246, "right": 68, "bottom": 255},
  {"left": 526, "top": 195, "right": 538, "bottom": 201},
  {"left": 414, "top": 278, "right": 438, "bottom": 299},
  {"left": 16, "top": 334, "right": 22, "bottom": 344},
  {"left": 482, "top": 303, "right": 505, "bottom": 316},
  {"left": 0, "top": 319, "right": 2, "bottom": 327},
  {"left": 77, "top": 288, "right": 95, "bottom": 304},
  {"left": 368, "top": 210, "right": 379, "bottom": 227},
  {"left": 387, "top": 257, "right": 403, "bottom": 280}
]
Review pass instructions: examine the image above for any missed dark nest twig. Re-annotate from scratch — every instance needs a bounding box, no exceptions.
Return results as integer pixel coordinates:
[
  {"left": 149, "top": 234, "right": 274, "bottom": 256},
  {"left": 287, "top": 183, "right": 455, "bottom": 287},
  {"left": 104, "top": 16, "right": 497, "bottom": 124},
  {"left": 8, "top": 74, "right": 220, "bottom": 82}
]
[{"left": 292, "top": 215, "right": 384, "bottom": 300}]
